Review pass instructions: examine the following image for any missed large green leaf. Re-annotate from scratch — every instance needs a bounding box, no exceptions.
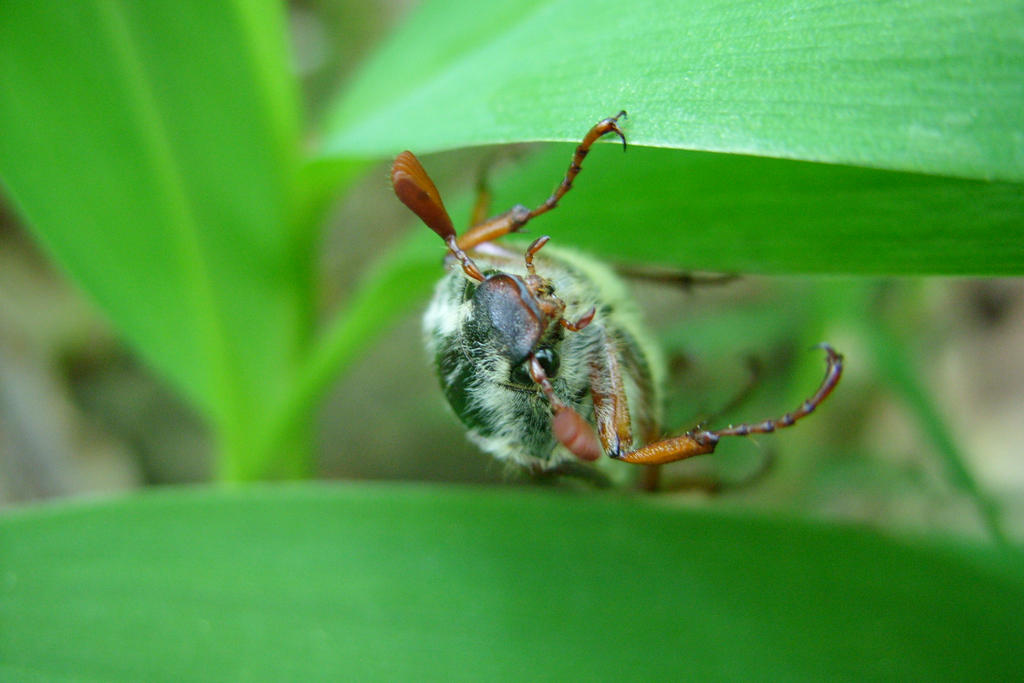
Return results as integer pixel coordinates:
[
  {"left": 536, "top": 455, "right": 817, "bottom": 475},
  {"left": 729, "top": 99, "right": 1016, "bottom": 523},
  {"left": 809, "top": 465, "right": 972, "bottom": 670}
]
[
  {"left": 322, "top": 0, "right": 1024, "bottom": 182},
  {"left": 1, "top": 485, "right": 1022, "bottom": 680},
  {"left": 456, "top": 144, "right": 1024, "bottom": 275},
  {"left": 317, "top": 0, "right": 1023, "bottom": 280},
  {"left": 0, "top": 2, "right": 302, "bottom": 470}
]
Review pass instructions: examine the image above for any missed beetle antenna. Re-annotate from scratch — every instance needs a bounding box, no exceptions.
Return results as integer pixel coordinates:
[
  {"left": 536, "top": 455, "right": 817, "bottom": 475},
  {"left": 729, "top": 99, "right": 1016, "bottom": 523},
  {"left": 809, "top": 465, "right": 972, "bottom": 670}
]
[{"left": 392, "top": 150, "right": 485, "bottom": 281}]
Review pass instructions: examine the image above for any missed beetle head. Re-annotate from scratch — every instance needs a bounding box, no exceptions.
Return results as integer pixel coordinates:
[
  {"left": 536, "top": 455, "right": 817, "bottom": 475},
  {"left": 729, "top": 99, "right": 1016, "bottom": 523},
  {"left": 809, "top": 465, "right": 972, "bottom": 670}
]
[{"left": 471, "top": 272, "right": 565, "bottom": 366}]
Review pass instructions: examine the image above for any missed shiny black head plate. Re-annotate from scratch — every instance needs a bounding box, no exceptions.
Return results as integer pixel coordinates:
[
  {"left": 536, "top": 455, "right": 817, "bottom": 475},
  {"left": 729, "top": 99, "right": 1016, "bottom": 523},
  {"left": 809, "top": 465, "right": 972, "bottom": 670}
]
[{"left": 471, "top": 273, "right": 545, "bottom": 365}]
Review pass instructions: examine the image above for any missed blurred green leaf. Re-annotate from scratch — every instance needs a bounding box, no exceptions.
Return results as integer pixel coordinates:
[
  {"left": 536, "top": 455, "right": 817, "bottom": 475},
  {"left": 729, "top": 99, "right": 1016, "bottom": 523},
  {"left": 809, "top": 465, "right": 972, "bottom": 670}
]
[
  {"left": 865, "top": 302, "right": 1008, "bottom": 545},
  {"left": 322, "top": 0, "right": 1024, "bottom": 182},
  {"left": 258, "top": 229, "right": 439, "bottom": 477},
  {"left": 2, "top": 485, "right": 1022, "bottom": 680},
  {"left": 3, "top": 0, "right": 1021, "bottom": 493},
  {"left": 0, "top": 2, "right": 302, "bottom": 474}
]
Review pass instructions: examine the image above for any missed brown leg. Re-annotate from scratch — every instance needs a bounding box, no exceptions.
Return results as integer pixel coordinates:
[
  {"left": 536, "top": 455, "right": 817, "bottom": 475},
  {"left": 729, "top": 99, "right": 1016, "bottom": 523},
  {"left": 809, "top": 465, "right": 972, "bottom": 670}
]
[
  {"left": 468, "top": 163, "right": 493, "bottom": 229},
  {"left": 639, "top": 465, "right": 663, "bottom": 492},
  {"left": 528, "top": 353, "right": 603, "bottom": 462},
  {"left": 657, "top": 448, "right": 778, "bottom": 494},
  {"left": 588, "top": 333, "right": 635, "bottom": 458},
  {"left": 524, "top": 110, "right": 628, "bottom": 222},
  {"left": 530, "top": 461, "right": 613, "bottom": 488},
  {"left": 455, "top": 111, "right": 628, "bottom": 251},
  {"left": 583, "top": 331, "right": 668, "bottom": 492},
  {"left": 392, "top": 112, "right": 625, "bottom": 280},
  {"left": 527, "top": 328, "right": 640, "bottom": 465},
  {"left": 613, "top": 344, "right": 843, "bottom": 465},
  {"left": 614, "top": 265, "right": 739, "bottom": 290}
]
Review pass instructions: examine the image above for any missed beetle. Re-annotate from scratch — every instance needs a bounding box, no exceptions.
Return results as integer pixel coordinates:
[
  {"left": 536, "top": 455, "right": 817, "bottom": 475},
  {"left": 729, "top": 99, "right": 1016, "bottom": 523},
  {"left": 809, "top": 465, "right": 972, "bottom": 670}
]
[{"left": 391, "top": 112, "right": 843, "bottom": 482}]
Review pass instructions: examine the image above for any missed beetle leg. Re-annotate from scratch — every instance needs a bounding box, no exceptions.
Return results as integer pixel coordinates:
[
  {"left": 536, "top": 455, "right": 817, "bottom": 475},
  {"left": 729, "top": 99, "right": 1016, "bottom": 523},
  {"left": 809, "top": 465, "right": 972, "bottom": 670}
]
[
  {"left": 454, "top": 204, "right": 533, "bottom": 251},
  {"left": 585, "top": 331, "right": 665, "bottom": 490},
  {"left": 468, "top": 160, "right": 494, "bottom": 228},
  {"left": 531, "top": 461, "right": 613, "bottom": 488},
  {"left": 455, "top": 111, "right": 628, "bottom": 252},
  {"left": 527, "top": 353, "right": 602, "bottom": 462},
  {"left": 585, "top": 329, "right": 665, "bottom": 452},
  {"left": 526, "top": 110, "right": 627, "bottom": 222},
  {"left": 612, "top": 345, "right": 843, "bottom": 465},
  {"left": 614, "top": 265, "right": 740, "bottom": 290},
  {"left": 561, "top": 307, "right": 596, "bottom": 332},
  {"left": 587, "top": 334, "right": 636, "bottom": 459}
]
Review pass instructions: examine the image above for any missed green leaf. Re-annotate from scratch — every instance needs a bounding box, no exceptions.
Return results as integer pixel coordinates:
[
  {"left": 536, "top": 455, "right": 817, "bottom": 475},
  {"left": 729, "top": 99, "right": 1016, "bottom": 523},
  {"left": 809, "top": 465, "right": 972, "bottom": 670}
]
[
  {"left": 469, "top": 144, "right": 1024, "bottom": 275},
  {"left": 864, "top": 302, "right": 1008, "bottom": 545},
  {"left": 321, "top": 0, "right": 1024, "bottom": 182},
  {"left": 0, "top": 2, "right": 302, "bottom": 471},
  {"left": 2, "top": 485, "right": 1022, "bottom": 680},
  {"left": 320, "top": 0, "right": 1024, "bottom": 277}
]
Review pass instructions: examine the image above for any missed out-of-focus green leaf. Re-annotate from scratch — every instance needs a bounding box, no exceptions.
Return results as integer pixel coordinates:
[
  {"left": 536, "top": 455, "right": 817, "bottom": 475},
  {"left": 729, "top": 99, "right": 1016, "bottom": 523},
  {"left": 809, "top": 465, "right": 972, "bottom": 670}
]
[
  {"left": 866, "top": 309, "right": 1008, "bottom": 545},
  {"left": 322, "top": 0, "right": 1024, "bottom": 182},
  {"left": 0, "top": 2, "right": 302, "bottom": 473},
  {"left": 2, "top": 485, "right": 1022, "bottom": 680},
  {"left": 257, "top": 229, "right": 439, "bottom": 478}
]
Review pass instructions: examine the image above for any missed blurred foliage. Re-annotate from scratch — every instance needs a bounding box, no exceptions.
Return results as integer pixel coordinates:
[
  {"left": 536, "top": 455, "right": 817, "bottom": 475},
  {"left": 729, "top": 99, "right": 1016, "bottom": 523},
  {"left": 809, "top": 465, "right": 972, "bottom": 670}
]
[
  {"left": 1, "top": 0, "right": 1021, "bottom": 482},
  {"left": 1, "top": 1, "right": 1023, "bottom": 678}
]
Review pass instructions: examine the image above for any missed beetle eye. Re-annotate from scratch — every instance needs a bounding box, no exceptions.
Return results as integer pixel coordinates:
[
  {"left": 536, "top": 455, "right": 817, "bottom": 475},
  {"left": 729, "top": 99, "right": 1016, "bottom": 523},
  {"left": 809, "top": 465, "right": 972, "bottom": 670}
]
[
  {"left": 510, "top": 347, "right": 560, "bottom": 386},
  {"left": 536, "top": 347, "right": 560, "bottom": 377}
]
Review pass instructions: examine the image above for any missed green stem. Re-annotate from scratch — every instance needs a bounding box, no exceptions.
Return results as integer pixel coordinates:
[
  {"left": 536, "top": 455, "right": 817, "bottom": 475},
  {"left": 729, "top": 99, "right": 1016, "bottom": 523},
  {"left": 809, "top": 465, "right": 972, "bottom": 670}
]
[{"left": 248, "top": 230, "right": 438, "bottom": 480}]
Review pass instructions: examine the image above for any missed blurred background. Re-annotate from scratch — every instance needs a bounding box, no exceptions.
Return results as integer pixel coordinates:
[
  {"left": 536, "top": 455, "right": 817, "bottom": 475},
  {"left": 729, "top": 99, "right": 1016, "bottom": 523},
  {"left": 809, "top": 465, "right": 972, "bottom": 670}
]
[{"left": 1, "top": 0, "right": 1021, "bottom": 545}]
